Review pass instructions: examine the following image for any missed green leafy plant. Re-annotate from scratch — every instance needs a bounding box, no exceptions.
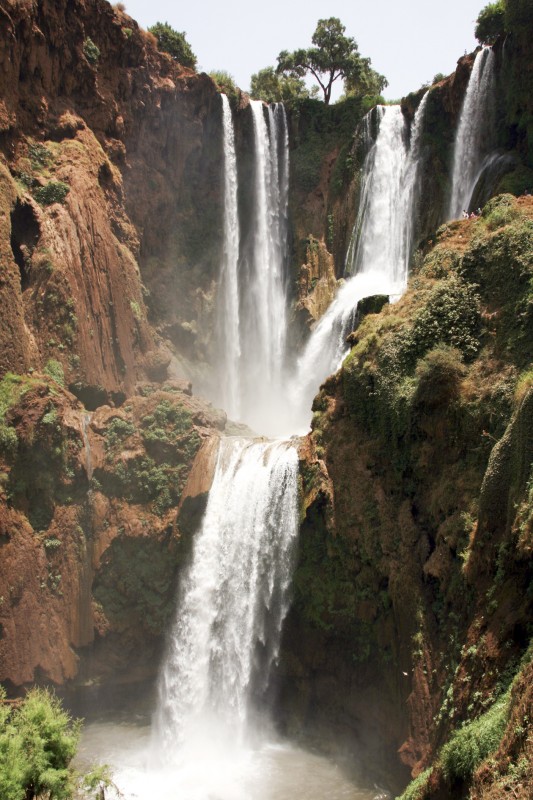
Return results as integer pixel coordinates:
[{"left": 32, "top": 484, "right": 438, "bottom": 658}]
[
  {"left": 33, "top": 181, "right": 70, "bottom": 206},
  {"left": 0, "top": 687, "right": 80, "bottom": 800},
  {"left": 250, "top": 66, "right": 317, "bottom": 104},
  {"left": 83, "top": 37, "right": 100, "bottom": 64},
  {"left": 440, "top": 690, "right": 510, "bottom": 782},
  {"left": 276, "top": 17, "right": 387, "bottom": 104},
  {"left": 44, "top": 359, "right": 65, "bottom": 387},
  {"left": 475, "top": 1, "right": 506, "bottom": 44},
  {"left": 148, "top": 22, "right": 196, "bottom": 68}
]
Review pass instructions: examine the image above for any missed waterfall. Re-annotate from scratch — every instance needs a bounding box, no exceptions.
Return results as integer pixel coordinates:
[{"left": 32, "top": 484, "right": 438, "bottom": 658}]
[
  {"left": 213, "top": 99, "right": 290, "bottom": 436},
  {"left": 217, "top": 94, "right": 241, "bottom": 420},
  {"left": 448, "top": 47, "right": 496, "bottom": 218},
  {"left": 153, "top": 436, "right": 299, "bottom": 758},
  {"left": 239, "top": 101, "right": 290, "bottom": 435},
  {"left": 288, "top": 98, "right": 429, "bottom": 430},
  {"left": 346, "top": 98, "right": 428, "bottom": 285}
]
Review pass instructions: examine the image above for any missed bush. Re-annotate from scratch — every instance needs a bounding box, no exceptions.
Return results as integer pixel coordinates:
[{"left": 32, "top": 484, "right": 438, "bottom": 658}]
[
  {"left": 440, "top": 691, "right": 510, "bottom": 783},
  {"left": 83, "top": 37, "right": 100, "bottom": 64},
  {"left": 413, "top": 345, "right": 466, "bottom": 407},
  {"left": 44, "top": 359, "right": 65, "bottom": 387},
  {"left": 209, "top": 70, "right": 239, "bottom": 102},
  {"left": 148, "top": 22, "right": 196, "bottom": 68},
  {"left": 475, "top": 1, "right": 506, "bottom": 44},
  {"left": 0, "top": 687, "right": 80, "bottom": 800},
  {"left": 33, "top": 181, "right": 70, "bottom": 206},
  {"left": 396, "top": 768, "right": 432, "bottom": 800},
  {"left": 406, "top": 276, "right": 481, "bottom": 363}
]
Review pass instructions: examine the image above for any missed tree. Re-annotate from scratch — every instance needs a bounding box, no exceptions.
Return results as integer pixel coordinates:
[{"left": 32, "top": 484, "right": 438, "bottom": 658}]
[
  {"left": 250, "top": 67, "right": 319, "bottom": 105},
  {"left": 276, "top": 17, "right": 387, "bottom": 105},
  {"left": 0, "top": 687, "right": 80, "bottom": 800},
  {"left": 475, "top": 1, "right": 506, "bottom": 44},
  {"left": 148, "top": 22, "right": 197, "bottom": 69}
]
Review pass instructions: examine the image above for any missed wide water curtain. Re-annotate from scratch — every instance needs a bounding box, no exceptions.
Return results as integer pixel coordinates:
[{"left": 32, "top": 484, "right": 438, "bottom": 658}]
[
  {"left": 448, "top": 47, "right": 496, "bottom": 218},
  {"left": 153, "top": 437, "right": 299, "bottom": 759}
]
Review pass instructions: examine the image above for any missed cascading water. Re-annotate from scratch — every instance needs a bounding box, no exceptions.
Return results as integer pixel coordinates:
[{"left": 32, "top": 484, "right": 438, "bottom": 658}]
[
  {"left": 240, "top": 101, "right": 290, "bottom": 434},
  {"left": 214, "top": 99, "right": 291, "bottom": 435},
  {"left": 153, "top": 436, "right": 299, "bottom": 757},
  {"left": 77, "top": 98, "right": 416, "bottom": 799},
  {"left": 217, "top": 94, "right": 242, "bottom": 419},
  {"left": 288, "top": 97, "right": 429, "bottom": 430},
  {"left": 448, "top": 47, "right": 496, "bottom": 218}
]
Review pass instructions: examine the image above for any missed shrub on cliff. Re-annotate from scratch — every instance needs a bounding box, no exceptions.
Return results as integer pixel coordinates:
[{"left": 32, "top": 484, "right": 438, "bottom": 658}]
[
  {"left": 0, "top": 687, "right": 80, "bottom": 800},
  {"left": 33, "top": 181, "right": 70, "bottom": 206},
  {"left": 440, "top": 689, "right": 510, "bottom": 783},
  {"left": 148, "top": 22, "right": 197, "bottom": 69},
  {"left": 475, "top": 1, "right": 506, "bottom": 45}
]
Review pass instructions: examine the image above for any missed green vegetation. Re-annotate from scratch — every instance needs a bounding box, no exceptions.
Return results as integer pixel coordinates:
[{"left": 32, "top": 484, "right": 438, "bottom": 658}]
[
  {"left": 82, "top": 37, "right": 100, "bottom": 65},
  {"left": 440, "top": 690, "right": 510, "bottom": 782},
  {"left": 33, "top": 181, "right": 70, "bottom": 206},
  {"left": 475, "top": 1, "right": 506, "bottom": 44},
  {"left": 148, "top": 22, "right": 196, "bottom": 69},
  {"left": 99, "top": 400, "right": 200, "bottom": 516},
  {"left": 44, "top": 359, "right": 65, "bottom": 387},
  {"left": 396, "top": 768, "right": 432, "bottom": 800},
  {"left": 209, "top": 71, "right": 240, "bottom": 103},
  {"left": 104, "top": 417, "right": 135, "bottom": 452},
  {"left": 28, "top": 142, "right": 52, "bottom": 170},
  {"left": 276, "top": 17, "right": 387, "bottom": 104},
  {"left": 250, "top": 67, "right": 318, "bottom": 105},
  {"left": 0, "top": 687, "right": 80, "bottom": 800}
]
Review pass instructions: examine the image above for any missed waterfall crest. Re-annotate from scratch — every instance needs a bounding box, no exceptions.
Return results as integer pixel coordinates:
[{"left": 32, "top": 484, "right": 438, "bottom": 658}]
[
  {"left": 448, "top": 47, "right": 496, "bottom": 218},
  {"left": 153, "top": 436, "right": 299, "bottom": 758}
]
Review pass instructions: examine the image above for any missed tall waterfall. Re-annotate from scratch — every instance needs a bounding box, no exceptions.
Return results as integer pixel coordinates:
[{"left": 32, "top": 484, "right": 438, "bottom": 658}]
[
  {"left": 215, "top": 99, "right": 290, "bottom": 435},
  {"left": 448, "top": 47, "right": 496, "bottom": 218},
  {"left": 241, "top": 101, "right": 290, "bottom": 434},
  {"left": 218, "top": 94, "right": 241, "bottom": 419},
  {"left": 288, "top": 98, "right": 429, "bottom": 430},
  {"left": 153, "top": 437, "right": 299, "bottom": 757}
]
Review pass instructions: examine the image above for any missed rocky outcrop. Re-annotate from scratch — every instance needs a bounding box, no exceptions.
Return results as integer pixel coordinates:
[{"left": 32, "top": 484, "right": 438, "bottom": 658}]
[
  {"left": 0, "top": 0, "right": 223, "bottom": 395},
  {"left": 0, "top": 373, "right": 224, "bottom": 688}
]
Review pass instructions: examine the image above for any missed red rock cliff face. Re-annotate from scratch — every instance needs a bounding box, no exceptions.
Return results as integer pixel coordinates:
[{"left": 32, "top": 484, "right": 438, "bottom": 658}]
[{"left": 0, "top": 0, "right": 222, "bottom": 398}]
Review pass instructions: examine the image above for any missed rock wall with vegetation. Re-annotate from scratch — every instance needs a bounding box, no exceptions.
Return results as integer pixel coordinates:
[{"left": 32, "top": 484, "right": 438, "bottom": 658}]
[{"left": 284, "top": 194, "right": 532, "bottom": 798}]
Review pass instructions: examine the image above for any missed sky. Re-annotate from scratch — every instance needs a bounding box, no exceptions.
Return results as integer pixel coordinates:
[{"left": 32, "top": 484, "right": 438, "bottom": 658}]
[{"left": 122, "top": 0, "right": 485, "bottom": 101}]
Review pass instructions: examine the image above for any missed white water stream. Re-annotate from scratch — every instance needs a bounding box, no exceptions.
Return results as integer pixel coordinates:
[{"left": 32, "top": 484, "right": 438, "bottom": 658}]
[
  {"left": 448, "top": 47, "right": 496, "bottom": 218},
  {"left": 287, "top": 98, "right": 429, "bottom": 428}
]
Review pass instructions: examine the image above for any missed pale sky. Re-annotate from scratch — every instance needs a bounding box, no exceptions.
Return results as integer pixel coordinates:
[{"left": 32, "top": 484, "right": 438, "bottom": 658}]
[{"left": 122, "top": 0, "right": 484, "bottom": 100}]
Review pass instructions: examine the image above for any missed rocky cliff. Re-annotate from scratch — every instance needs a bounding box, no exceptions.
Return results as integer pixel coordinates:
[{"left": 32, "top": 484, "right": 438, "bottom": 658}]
[{"left": 285, "top": 195, "right": 532, "bottom": 797}]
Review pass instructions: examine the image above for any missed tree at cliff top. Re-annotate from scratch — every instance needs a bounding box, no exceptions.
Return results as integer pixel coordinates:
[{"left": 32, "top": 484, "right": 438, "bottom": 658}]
[
  {"left": 250, "top": 67, "right": 319, "bottom": 105},
  {"left": 148, "top": 22, "right": 197, "bottom": 69},
  {"left": 276, "top": 17, "right": 387, "bottom": 105},
  {"left": 475, "top": 0, "right": 506, "bottom": 44}
]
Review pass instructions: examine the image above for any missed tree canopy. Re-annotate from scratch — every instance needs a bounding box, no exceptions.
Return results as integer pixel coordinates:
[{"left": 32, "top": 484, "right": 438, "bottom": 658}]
[
  {"left": 276, "top": 18, "right": 387, "bottom": 105},
  {"left": 148, "top": 22, "right": 197, "bottom": 69},
  {"left": 475, "top": 0, "right": 506, "bottom": 44},
  {"left": 250, "top": 67, "right": 319, "bottom": 105}
]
